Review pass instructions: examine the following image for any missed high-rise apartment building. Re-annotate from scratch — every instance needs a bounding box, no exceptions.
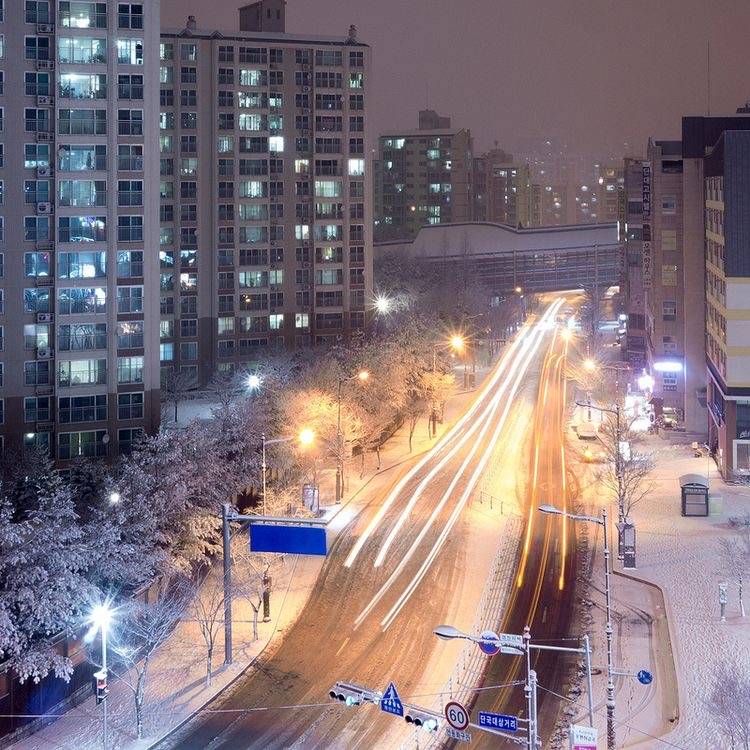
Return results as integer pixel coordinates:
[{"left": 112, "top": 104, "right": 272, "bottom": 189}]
[
  {"left": 374, "top": 110, "right": 472, "bottom": 241},
  {"left": 0, "top": 0, "right": 161, "bottom": 462},
  {"left": 159, "top": 3, "right": 372, "bottom": 386}
]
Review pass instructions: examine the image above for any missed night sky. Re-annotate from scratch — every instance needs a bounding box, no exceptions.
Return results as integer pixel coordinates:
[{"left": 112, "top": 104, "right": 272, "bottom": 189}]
[{"left": 161, "top": 0, "right": 750, "bottom": 157}]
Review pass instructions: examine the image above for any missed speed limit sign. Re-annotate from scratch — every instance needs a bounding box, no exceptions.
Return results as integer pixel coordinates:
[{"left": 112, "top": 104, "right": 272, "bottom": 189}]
[{"left": 445, "top": 700, "right": 470, "bottom": 731}]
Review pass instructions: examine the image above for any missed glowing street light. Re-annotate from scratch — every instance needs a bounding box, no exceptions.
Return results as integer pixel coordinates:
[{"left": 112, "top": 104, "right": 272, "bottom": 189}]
[
  {"left": 374, "top": 295, "right": 392, "bottom": 315},
  {"left": 261, "top": 428, "right": 315, "bottom": 514},
  {"left": 108, "top": 492, "right": 120, "bottom": 505},
  {"left": 638, "top": 373, "right": 655, "bottom": 391},
  {"left": 298, "top": 427, "right": 315, "bottom": 446},
  {"left": 89, "top": 603, "right": 113, "bottom": 750},
  {"left": 515, "top": 286, "right": 523, "bottom": 294},
  {"left": 583, "top": 358, "right": 597, "bottom": 372},
  {"left": 449, "top": 335, "right": 465, "bottom": 353},
  {"left": 247, "top": 373, "right": 262, "bottom": 391}
]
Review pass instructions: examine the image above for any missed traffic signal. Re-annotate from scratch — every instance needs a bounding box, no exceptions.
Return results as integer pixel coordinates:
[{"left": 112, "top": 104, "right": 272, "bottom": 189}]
[
  {"left": 93, "top": 669, "right": 108, "bottom": 705},
  {"left": 329, "top": 681, "right": 378, "bottom": 707},
  {"left": 404, "top": 708, "right": 440, "bottom": 732}
]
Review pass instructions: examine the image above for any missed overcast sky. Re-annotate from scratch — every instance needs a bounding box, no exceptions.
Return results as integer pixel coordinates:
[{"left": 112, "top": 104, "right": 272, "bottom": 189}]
[{"left": 162, "top": 0, "right": 750, "bottom": 157}]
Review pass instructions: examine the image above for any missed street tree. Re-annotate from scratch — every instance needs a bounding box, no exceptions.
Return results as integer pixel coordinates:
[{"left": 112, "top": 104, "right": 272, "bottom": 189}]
[
  {"left": 719, "top": 516, "right": 750, "bottom": 618},
  {"left": 161, "top": 367, "right": 194, "bottom": 423},
  {"left": 110, "top": 576, "right": 193, "bottom": 739},
  {"left": 705, "top": 660, "right": 750, "bottom": 749},
  {"left": 233, "top": 552, "right": 280, "bottom": 641},
  {"left": 189, "top": 571, "right": 227, "bottom": 687}
]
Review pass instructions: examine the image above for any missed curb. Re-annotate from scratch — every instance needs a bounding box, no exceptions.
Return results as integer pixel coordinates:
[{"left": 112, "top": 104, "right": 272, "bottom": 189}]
[{"left": 611, "top": 564, "right": 682, "bottom": 739}]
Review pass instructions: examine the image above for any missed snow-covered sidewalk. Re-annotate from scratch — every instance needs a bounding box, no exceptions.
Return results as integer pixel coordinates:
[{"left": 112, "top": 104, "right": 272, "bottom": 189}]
[
  {"left": 576, "top": 435, "right": 750, "bottom": 750},
  {"left": 7, "top": 358, "right": 500, "bottom": 750}
]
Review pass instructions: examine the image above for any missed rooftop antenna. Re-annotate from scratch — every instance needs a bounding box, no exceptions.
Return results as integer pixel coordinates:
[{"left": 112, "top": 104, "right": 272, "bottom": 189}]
[{"left": 707, "top": 39, "right": 711, "bottom": 116}]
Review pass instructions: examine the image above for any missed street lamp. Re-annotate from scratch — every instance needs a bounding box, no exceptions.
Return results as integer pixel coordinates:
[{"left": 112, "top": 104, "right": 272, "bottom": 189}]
[
  {"left": 261, "top": 428, "right": 315, "bottom": 515},
  {"left": 539, "top": 504, "right": 616, "bottom": 750},
  {"left": 89, "top": 603, "right": 113, "bottom": 750},
  {"left": 108, "top": 491, "right": 120, "bottom": 505},
  {"left": 373, "top": 295, "right": 392, "bottom": 315},
  {"left": 336, "top": 370, "right": 370, "bottom": 504},
  {"left": 247, "top": 373, "right": 262, "bottom": 391}
]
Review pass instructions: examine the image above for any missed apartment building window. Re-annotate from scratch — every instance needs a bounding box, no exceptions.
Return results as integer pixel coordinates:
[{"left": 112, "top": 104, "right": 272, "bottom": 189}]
[
  {"left": 58, "top": 179, "right": 105, "bottom": 207},
  {"left": 25, "top": 396, "right": 51, "bottom": 423},
  {"left": 239, "top": 47, "right": 266, "bottom": 64},
  {"left": 662, "top": 264, "right": 678, "bottom": 287},
  {"left": 117, "top": 3, "right": 143, "bottom": 29},
  {"left": 180, "top": 319, "right": 198, "bottom": 338},
  {"left": 25, "top": 360, "right": 50, "bottom": 386},
  {"left": 117, "top": 355, "right": 143, "bottom": 383},
  {"left": 180, "top": 297, "right": 197, "bottom": 316},
  {"left": 349, "top": 138, "right": 364, "bottom": 155},
  {"left": 59, "top": 2, "right": 108, "bottom": 28},
  {"left": 662, "top": 301, "right": 677, "bottom": 322},
  {"left": 218, "top": 45, "right": 234, "bottom": 63},
  {"left": 160, "top": 41, "right": 173, "bottom": 60},
  {"left": 159, "top": 112, "right": 174, "bottom": 130},
  {"left": 25, "top": 36, "right": 51, "bottom": 61},
  {"left": 59, "top": 430, "right": 108, "bottom": 459},
  {"left": 118, "top": 215, "right": 143, "bottom": 242},
  {"left": 118, "top": 74, "right": 143, "bottom": 100},
  {"left": 349, "top": 50, "right": 364, "bottom": 67},
  {"left": 160, "top": 89, "right": 174, "bottom": 106},
  {"left": 117, "top": 38, "right": 143, "bottom": 65},
  {"left": 180, "top": 112, "right": 197, "bottom": 130},
  {"left": 25, "top": 72, "right": 50, "bottom": 97},
  {"left": 58, "top": 251, "right": 106, "bottom": 279},
  {"left": 180, "top": 89, "right": 197, "bottom": 107},
  {"left": 315, "top": 50, "right": 342, "bottom": 66},
  {"left": 349, "top": 116, "right": 364, "bottom": 133},
  {"left": 25, "top": 180, "right": 50, "bottom": 204},
  {"left": 349, "top": 73, "right": 364, "bottom": 89},
  {"left": 218, "top": 317, "right": 235, "bottom": 335},
  {"left": 270, "top": 48, "right": 283, "bottom": 63},
  {"left": 662, "top": 196, "right": 677, "bottom": 214},
  {"left": 118, "top": 426, "right": 143, "bottom": 452},
  {"left": 218, "top": 340, "right": 235, "bottom": 358},
  {"left": 24, "top": 432, "right": 50, "bottom": 452},
  {"left": 24, "top": 216, "right": 50, "bottom": 241},
  {"left": 58, "top": 323, "right": 107, "bottom": 351},
  {"left": 118, "top": 393, "right": 144, "bottom": 420},
  {"left": 117, "top": 285, "right": 143, "bottom": 313},
  {"left": 59, "top": 108, "right": 106, "bottom": 135},
  {"left": 661, "top": 229, "right": 677, "bottom": 252},
  {"left": 24, "top": 288, "right": 50, "bottom": 314},
  {"left": 58, "top": 215, "right": 106, "bottom": 242},
  {"left": 59, "top": 144, "right": 107, "bottom": 171},
  {"left": 26, "top": 0, "right": 51, "bottom": 23},
  {"left": 218, "top": 67, "right": 234, "bottom": 86},
  {"left": 350, "top": 246, "right": 365, "bottom": 264},
  {"left": 116, "top": 320, "right": 143, "bottom": 348},
  {"left": 118, "top": 109, "right": 143, "bottom": 135},
  {"left": 296, "top": 49, "right": 311, "bottom": 64},
  {"left": 24, "top": 252, "right": 51, "bottom": 278},
  {"left": 117, "top": 179, "right": 142, "bottom": 206},
  {"left": 349, "top": 94, "right": 364, "bottom": 111},
  {"left": 269, "top": 71, "right": 283, "bottom": 86},
  {"left": 59, "top": 394, "right": 107, "bottom": 424},
  {"left": 25, "top": 108, "right": 51, "bottom": 133},
  {"left": 217, "top": 91, "right": 234, "bottom": 109},
  {"left": 180, "top": 342, "right": 198, "bottom": 361},
  {"left": 117, "top": 250, "right": 143, "bottom": 278},
  {"left": 180, "top": 135, "right": 197, "bottom": 154},
  {"left": 117, "top": 144, "right": 143, "bottom": 172},
  {"left": 60, "top": 73, "right": 107, "bottom": 100},
  {"left": 180, "top": 43, "right": 197, "bottom": 61},
  {"left": 58, "top": 287, "right": 106, "bottom": 315}
]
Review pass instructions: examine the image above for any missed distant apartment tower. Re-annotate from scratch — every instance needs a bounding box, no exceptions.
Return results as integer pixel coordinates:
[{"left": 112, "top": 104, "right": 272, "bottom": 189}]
[
  {"left": 704, "top": 129, "right": 750, "bottom": 476},
  {"left": 471, "top": 148, "right": 540, "bottom": 228},
  {"left": 0, "top": 0, "right": 161, "bottom": 462},
  {"left": 159, "top": 5, "right": 372, "bottom": 385},
  {"left": 374, "top": 110, "right": 473, "bottom": 241},
  {"left": 591, "top": 162, "right": 625, "bottom": 224}
]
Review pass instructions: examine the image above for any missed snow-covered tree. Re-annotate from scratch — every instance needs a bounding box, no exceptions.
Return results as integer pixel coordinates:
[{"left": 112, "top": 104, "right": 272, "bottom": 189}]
[
  {"left": 110, "top": 576, "right": 193, "bottom": 739},
  {"left": 719, "top": 516, "right": 750, "bottom": 618},
  {"left": 189, "top": 572, "right": 226, "bottom": 687},
  {"left": 705, "top": 660, "right": 750, "bottom": 749}
]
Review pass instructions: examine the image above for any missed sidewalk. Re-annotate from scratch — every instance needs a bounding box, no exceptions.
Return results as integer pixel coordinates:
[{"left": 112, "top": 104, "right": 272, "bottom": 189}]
[
  {"left": 571, "top": 429, "right": 750, "bottom": 749},
  {"left": 7, "top": 357, "right": 501, "bottom": 750}
]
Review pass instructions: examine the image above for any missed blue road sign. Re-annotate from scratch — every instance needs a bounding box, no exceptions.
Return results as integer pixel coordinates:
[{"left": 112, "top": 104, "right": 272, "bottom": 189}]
[
  {"left": 249, "top": 524, "right": 327, "bottom": 556},
  {"left": 478, "top": 640, "right": 500, "bottom": 656},
  {"left": 478, "top": 711, "right": 518, "bottom": 732},
  {"left": 637, "top": 669, "right": 653, "bottom": 685},
  {"left": 380, "top": 682, "right": 404, "bottom": 717}
]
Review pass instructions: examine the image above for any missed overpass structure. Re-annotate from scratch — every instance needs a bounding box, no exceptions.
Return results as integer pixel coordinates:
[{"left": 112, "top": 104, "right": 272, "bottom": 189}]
[{"left": 375, "top": 221, "right": 622, "bottom": 293}]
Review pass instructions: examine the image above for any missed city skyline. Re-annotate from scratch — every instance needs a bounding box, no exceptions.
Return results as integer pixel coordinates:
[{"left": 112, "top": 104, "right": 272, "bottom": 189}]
[{"left": 163, "top": 0, "right": 750, "bottom": 155}]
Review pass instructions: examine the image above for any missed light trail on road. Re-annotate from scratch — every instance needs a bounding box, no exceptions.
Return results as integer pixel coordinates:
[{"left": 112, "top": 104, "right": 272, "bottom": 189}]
[
  {"left": 372, "top": 300, "right": 562, "bottom": 570},
  {"left": 354, "top": 300, "right": 564, "bottom": 630},
  {"left": 343, "top": 319, "right": 534, "bottom": 569}
]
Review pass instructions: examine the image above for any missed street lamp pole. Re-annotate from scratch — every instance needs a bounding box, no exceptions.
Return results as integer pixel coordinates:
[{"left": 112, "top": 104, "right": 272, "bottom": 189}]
[
  {"left": 261, "top": 433, "right": 267, "bottom": 517},
  {"left": 101, "top": 617, "right": 108, "bottom": 750},
  {"left": 538, "top": 505, "right": 616, "bottom": 750},
  {"left": 336, "top": 377, "right": 344, "bottom": 504}
]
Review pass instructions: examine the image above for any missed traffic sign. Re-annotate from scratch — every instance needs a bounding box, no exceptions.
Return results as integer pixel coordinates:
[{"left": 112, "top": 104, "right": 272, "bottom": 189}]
[
  {"left": 477, "top": 630, "right": 501, "bottom": 655},
  {"left": 637, "top": 669, "right": 653, "bottom": 685},
  {"left": 446, "top": 727, "right": 471, "bottom": 743},
  {"left": 498, "top": 632, "right": 525, "bottom": 655},
  {"left": 379, "top": 682, "right": 403, "bottom": 717},
  {"left": 444, "top": 701, "right": 469, "bottom": 731},
  {"left": 569, "top": 724, "right": 597, "bottom": 750},
  {"left": 478, "top": 711, "right": 518, "bottom": 732}
]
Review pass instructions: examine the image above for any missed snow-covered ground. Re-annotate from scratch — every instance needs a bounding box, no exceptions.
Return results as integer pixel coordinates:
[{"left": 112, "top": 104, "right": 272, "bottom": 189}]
[{"left": 570, "top": 431, "right": 750, "bottom": 750}]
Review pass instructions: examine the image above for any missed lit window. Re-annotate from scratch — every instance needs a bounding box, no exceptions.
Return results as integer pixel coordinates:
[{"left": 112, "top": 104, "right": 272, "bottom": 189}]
[{"left": 269, "top": 136, "right": 284, "bottom": 153}]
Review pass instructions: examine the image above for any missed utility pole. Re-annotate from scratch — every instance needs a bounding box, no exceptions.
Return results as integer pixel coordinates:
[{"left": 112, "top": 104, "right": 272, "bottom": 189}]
[
  {"left": 222, "top": 503, "right": 233, "bottom": 665},
  {"left": 603, "top": 506, "right": 616, "bottom": 750}
]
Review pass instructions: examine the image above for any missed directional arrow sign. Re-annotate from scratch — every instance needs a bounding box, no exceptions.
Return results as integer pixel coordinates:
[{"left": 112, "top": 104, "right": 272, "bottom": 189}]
[{"left": 379, "top": 682, "right": 403, "bottom": 717}]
